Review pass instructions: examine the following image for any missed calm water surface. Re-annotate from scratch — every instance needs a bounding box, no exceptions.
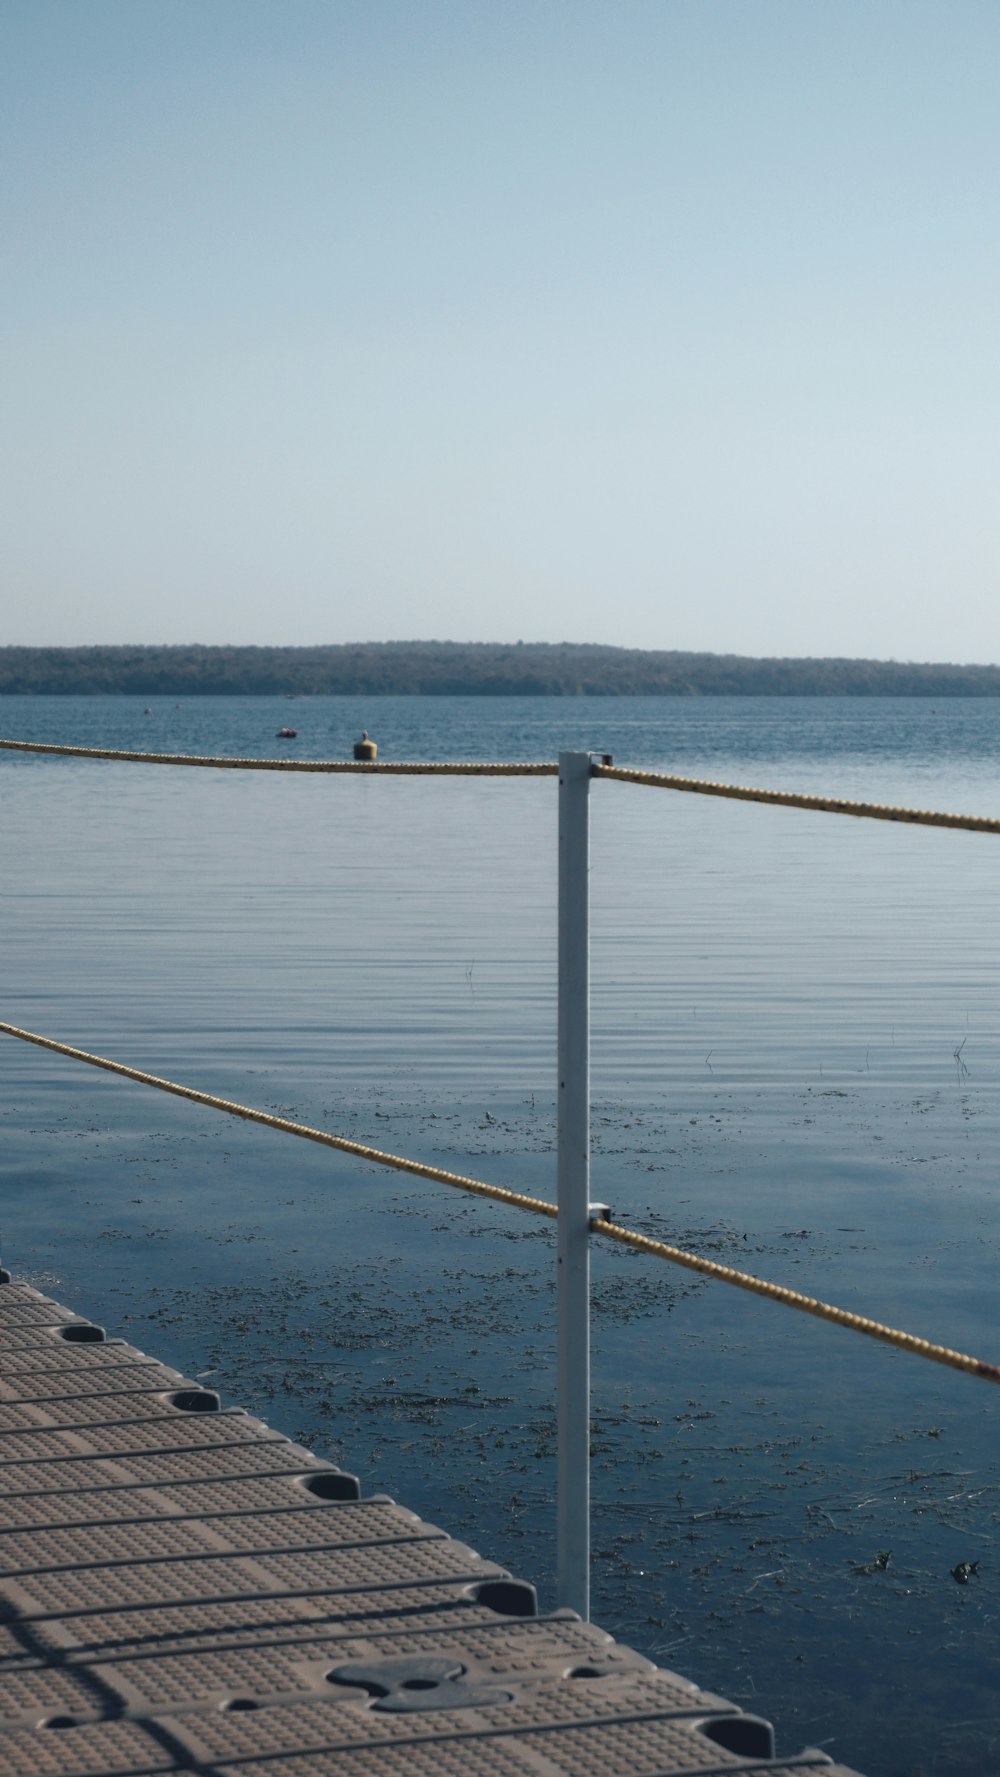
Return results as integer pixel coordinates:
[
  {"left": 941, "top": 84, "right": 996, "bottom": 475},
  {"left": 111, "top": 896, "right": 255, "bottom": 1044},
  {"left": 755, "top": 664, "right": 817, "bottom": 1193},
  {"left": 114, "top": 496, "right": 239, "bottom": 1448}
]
[{"left": 2, "top": 696, "right": 999, "bottom": 1777}]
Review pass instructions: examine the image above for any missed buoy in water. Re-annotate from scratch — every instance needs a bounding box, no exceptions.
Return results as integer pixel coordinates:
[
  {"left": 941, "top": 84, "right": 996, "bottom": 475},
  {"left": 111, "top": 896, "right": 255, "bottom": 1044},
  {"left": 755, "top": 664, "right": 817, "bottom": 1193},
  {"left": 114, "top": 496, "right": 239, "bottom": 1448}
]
[
  {"left": 276, "top": 727, "right": 297, "bottom": 738},
  {"left": 353, "top": 730, "right": 377, "bottom": 761}
]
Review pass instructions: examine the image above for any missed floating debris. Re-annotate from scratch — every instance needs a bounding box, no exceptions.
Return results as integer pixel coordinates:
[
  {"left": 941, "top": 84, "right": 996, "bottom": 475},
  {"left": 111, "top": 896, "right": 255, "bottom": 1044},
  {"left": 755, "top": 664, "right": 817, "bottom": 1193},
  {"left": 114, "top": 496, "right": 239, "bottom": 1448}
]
[{"left": 852, "top": 1550, "right": 892, "bottom": 1575}]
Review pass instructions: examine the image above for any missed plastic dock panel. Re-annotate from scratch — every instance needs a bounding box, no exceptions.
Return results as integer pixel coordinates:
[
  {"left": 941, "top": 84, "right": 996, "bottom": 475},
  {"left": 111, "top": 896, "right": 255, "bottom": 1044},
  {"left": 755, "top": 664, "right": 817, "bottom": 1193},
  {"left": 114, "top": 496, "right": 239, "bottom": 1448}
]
[{"left": 0, "top": 1277, "right": 867, "bottom": 1777}]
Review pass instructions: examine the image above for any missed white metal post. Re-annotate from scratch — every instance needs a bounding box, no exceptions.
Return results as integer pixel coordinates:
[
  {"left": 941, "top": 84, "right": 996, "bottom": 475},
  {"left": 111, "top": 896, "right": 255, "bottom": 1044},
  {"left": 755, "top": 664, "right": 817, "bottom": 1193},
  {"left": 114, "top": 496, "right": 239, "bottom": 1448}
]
[{"left": 557, "top": 750, "right": 592, "bottom": 1617}]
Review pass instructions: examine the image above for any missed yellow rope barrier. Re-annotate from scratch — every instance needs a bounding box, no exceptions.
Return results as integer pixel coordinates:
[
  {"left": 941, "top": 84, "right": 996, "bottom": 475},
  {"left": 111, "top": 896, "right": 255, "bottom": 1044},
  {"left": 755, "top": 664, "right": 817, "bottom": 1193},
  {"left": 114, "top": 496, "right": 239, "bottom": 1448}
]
[
  {"left": 592, "top": 762, "right": 1000, "bottom": 836},
  {"left": 0, "top": 1022, "right": 556, "bottom": 1221},
  {"left": 0, "top": 740, "right": 556, "bottom": 777},
  {"left": 5, "top": 737, "right": 1000, "bottom": 832},
  {"left": 592, "top": 1218, "right": 1000, "bottom": 1385},
  {"left": 2, "top": 1020, "right": 998, "bottom": 1384}
]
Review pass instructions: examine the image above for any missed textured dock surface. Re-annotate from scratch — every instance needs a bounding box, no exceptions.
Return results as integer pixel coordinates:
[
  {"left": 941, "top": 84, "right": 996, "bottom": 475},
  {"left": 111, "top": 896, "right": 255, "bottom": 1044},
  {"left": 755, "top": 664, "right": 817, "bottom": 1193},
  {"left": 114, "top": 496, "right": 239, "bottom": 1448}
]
[{"left": 0, "top": 1275, "right": 864, "bottom": 1777}]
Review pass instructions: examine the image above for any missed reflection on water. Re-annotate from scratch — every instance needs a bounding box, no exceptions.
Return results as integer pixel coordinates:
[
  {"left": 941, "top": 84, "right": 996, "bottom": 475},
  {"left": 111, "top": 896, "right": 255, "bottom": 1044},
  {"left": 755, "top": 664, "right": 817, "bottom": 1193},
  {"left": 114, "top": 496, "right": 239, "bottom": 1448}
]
[{"left": 2, "top": 696, "right": 999, "bottom": 1776}]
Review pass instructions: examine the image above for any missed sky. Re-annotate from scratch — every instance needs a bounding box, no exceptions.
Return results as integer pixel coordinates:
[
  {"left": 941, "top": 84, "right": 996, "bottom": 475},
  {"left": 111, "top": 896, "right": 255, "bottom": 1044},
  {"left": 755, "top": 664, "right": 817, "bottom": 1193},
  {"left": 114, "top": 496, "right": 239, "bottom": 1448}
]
[{"left": 3, "top": 1, "right": 998, "bottom": 661}]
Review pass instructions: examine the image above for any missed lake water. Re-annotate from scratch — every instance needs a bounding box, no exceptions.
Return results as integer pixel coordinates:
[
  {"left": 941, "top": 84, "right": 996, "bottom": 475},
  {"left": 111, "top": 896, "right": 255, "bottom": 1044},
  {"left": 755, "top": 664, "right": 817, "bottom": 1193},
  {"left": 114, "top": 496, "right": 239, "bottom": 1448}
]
[{"left": 2, "top": 694, "right": 999, "bottom": 1777}]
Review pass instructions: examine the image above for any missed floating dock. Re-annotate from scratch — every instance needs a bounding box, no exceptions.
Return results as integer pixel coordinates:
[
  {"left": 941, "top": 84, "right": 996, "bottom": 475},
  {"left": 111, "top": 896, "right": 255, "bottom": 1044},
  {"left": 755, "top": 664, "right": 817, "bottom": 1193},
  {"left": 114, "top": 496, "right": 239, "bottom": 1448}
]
[{"left": 0, "top": 1273, "right": 863, "bottom": 1777}]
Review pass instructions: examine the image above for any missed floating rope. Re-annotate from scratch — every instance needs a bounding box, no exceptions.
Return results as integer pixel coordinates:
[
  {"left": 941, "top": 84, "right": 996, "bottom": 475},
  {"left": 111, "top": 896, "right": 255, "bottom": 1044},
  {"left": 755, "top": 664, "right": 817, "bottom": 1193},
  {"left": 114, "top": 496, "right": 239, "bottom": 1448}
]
[
  {"left": 592, "top": 762, "right": 1000, "bottom": 836},
  {"left": 0, "top": 1022, "right": 555, "bottom": 1221},
  {"left": 5, "top": 738, "right": 1000, "bottom": 833},
  {"left": 2, "top": 1020, "right": 998, "bottom": 1385},
  {"left": 0, "top": 740, "right": 556, "bottom": 777},
  {"left": 592, "top": 1218, "right": 1000, "bottom": 1385}
]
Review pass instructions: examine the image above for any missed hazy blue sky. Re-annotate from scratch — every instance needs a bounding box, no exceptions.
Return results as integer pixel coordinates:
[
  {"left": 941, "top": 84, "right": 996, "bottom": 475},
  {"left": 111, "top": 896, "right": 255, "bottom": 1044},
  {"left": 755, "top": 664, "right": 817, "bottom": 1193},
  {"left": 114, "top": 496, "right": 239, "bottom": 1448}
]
[{"left": 3, "top": 1, "right": 998, "bottom": 659}]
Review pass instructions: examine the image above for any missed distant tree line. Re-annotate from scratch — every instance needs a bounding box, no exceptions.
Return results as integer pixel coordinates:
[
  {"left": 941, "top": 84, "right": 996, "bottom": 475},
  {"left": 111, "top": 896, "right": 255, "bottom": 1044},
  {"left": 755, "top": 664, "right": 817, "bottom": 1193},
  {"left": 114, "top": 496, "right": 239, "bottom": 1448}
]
[{"left": 2, "top": 642, "right": 1000, "bottom": 697}]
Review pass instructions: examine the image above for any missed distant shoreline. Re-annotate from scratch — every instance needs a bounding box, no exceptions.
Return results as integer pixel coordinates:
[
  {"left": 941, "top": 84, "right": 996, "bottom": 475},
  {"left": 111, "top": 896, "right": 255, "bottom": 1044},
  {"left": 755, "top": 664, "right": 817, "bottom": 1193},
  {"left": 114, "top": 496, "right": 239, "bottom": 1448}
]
[{"left": 3, "top": 642, "right": 1000, "bottom": 697}]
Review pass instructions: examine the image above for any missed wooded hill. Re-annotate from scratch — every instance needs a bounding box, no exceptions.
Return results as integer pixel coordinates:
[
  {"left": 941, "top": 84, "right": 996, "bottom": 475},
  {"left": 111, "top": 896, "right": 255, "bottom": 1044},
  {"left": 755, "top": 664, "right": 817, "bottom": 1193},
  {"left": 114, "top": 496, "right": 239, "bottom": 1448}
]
[{"left": 2, "top": 643, "right": 999, "bottom": 697}]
